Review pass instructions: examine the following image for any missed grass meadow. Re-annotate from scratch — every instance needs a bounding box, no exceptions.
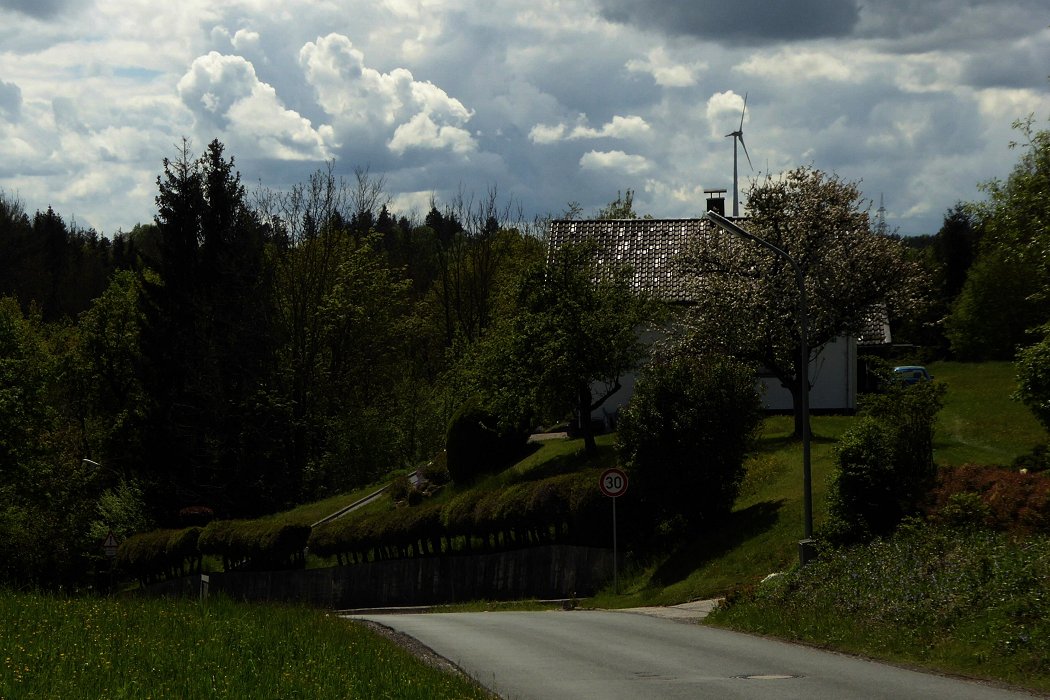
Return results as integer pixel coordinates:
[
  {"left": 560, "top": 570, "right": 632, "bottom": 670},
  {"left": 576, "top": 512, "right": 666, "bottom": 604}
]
[{"left": 0, "top": 591, "right": 490, "bottom": 699}]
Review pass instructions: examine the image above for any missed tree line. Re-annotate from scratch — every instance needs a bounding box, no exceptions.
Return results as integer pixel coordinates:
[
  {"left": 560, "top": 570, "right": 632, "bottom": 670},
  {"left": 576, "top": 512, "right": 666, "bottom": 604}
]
[{"left": 0, "top": 139, "right": 561, "bottom": 587}]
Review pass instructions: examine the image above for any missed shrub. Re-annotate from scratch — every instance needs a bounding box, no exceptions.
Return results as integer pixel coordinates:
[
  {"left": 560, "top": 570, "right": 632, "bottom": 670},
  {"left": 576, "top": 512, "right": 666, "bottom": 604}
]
[
  {"left": 1013, "top": 444, "right": 1050, "bottom": 473},
  {"left": 445, "top": 396, "right": 525, "bottom": 485},
  {"left": 198, "top": 520, "right": 311, "bottom": 571},
  {"left": 388, "top": 475, "right": 412, "bottom": 503},
  {"left": 826, "top": 380, "right": 946, "bottom": 543},
  {"left": 617, "top": 353, "right": 762, "bottom": 539},
  {"left": 1015, "top": 326, "right": 1050, "bottom": 433},
  {"left": 934, "top": 491, "right": 992, "bottom": 530},
  {"left": 419, "top": 452, "right": 451, "bottom": 486},
  {"left": 116, "top": 528, "right": 201, "bottom": 583},
  {"left": 930, "top": 464, "right": 1050, "bottom": 533}
]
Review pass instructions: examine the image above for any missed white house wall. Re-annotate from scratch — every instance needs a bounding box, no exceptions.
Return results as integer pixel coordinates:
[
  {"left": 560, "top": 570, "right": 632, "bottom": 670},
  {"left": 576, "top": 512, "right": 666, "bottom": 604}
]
[
  {"left": 758, "top": 335, "right": 858, "bottom": 412},
  {"left": 591, "top": 334, "right": 858, "bottom": 423}
]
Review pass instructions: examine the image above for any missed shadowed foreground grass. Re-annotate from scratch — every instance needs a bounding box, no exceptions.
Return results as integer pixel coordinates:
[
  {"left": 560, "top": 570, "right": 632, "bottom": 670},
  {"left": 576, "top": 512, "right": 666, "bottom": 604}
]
[{"left": 0, "top": 591, "right": 491, "bottom": 699}]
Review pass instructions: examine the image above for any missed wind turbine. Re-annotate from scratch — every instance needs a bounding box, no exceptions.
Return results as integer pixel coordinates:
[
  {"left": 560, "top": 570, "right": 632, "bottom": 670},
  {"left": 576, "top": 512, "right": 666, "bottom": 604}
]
[{"left": 725, "top": 92, "right": 753, "bottom": 217}]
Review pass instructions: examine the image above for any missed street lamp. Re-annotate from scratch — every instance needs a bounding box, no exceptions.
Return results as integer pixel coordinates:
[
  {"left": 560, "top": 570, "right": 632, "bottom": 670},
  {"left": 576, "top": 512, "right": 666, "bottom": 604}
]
[{"left": 701, "top": 210, "right": 815, "bottom": 565}]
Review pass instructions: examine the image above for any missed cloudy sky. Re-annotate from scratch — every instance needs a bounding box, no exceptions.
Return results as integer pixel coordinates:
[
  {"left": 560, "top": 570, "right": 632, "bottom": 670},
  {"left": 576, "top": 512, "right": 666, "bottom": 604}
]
[{"left": 1, "top": 0, "right": 1048, "bottom": 237}]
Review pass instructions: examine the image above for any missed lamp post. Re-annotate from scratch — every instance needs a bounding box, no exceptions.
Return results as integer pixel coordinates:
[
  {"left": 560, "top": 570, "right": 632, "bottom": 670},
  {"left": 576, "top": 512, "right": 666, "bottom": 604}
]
[{"left": 701, "top": 210, "right": 815, "bottom": 564}]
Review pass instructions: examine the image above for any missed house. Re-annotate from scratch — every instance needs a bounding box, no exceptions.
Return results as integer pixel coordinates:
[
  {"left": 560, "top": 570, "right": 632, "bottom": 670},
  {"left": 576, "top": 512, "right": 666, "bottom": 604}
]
[{"left": 546, "top": 217, "right": 891, "bottom": 422}]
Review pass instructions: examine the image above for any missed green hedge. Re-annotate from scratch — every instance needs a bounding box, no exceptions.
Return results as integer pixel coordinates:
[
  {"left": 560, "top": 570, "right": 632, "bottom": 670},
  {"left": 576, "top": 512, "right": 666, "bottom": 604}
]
[
  {"left": 116, "top": 528, "right": 201, "bottom": 584},
  {"left": 198, "top": 520, "right": 311, "bottom": 571},
  {"left": 308, "top": 469, "right": 609, "bottom": 563},
  {"left": 121, "top": 469, "right": 613, "bottom": 577}
]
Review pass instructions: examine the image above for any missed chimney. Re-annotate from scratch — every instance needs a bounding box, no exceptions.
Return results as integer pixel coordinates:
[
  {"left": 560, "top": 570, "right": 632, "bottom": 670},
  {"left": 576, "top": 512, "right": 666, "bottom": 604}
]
[{"left": 704, "top": 188, "right": 727, "bottom": 217}]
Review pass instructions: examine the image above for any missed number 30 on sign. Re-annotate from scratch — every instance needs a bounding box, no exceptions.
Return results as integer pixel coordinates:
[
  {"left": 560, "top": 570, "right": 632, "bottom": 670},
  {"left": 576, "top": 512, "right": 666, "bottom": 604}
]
[{"left": 599, "top": 467, "right": 628, "bottom": 498}]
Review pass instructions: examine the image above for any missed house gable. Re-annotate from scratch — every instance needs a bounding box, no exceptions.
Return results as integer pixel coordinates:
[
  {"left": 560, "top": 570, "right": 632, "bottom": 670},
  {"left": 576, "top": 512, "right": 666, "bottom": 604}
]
[{"left": 548, "top": 217, "right": 890, "bottom": 417}]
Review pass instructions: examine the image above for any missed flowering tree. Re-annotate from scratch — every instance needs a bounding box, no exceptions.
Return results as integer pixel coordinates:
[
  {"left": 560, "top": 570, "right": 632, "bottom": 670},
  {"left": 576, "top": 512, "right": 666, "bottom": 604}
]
[{"left": 677, "top": 166, "right": 927, "bottom": 437}]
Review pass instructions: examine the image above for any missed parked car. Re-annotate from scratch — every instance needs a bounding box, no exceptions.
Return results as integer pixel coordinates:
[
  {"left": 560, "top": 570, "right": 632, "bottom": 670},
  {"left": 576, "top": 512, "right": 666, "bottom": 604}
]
[{"left": 893, "top": 365, "right": 932, "bottom": 384}]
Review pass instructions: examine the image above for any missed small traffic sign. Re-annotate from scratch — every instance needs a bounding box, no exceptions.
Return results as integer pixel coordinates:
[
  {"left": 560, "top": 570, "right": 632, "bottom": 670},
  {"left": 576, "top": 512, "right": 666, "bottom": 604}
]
[
  {"left": 599, "top": 467, "right": 628, "bottom": 498},
  {"left": 102, "top": 531, "right": 118, "bottom": 559}
]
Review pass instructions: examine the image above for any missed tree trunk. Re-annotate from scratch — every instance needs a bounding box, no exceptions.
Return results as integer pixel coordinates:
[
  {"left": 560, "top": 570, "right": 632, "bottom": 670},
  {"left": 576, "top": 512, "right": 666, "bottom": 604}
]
[{"left": 578, "top": 384, "right": 596, "bottom": 454}]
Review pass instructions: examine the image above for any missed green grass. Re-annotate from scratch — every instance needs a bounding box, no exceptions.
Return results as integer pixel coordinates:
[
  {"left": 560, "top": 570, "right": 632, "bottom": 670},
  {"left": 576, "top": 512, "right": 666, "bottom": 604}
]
[
  {"left": 707, "top": 525, "right": 1050, "bottom": 692},
  {"left": 269, "top": 473, "right": 413, "bottom": 527},
  {"left": 589, "top": 414, "right": 857, "bottom": 607},
  {"left": 928, "top": 361, "right": 1048, "bottom": 466},
  {"left": 0, "top": 591, "right": 491, "bottom": 699}
]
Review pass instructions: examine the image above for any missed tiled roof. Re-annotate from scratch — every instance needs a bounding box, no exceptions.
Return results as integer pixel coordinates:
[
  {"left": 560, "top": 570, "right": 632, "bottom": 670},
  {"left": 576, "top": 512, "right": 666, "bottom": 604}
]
[
  {"left": 548, "top": 218, "right": 718, "bottom": 303},
  {"left": 547, "top": 217, "right": 892, "bottom": 347},
  {"left": 856, "top": 305, "right": 892, "bottom": 346}
]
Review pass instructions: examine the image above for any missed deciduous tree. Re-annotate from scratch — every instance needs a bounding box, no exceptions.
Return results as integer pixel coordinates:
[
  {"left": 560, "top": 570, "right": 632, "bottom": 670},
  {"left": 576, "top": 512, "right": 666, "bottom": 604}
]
[{"left": 677, "top": 166, "right": 926, "bottom": 437}]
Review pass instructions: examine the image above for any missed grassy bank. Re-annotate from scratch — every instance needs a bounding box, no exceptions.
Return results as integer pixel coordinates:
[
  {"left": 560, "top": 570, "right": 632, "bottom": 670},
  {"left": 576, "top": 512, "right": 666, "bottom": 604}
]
[
  {"left": 929, "top": 361, "right": 1047, "bottom": 466},
  {"left": 707, "top": 524, "right": 1050, "bottom": 692},
  {"left": 589, "top": 413, "right": 855, "bottom": 607},
  {"left": 0, "top": 591, "right": 490, "bottom": 699}
]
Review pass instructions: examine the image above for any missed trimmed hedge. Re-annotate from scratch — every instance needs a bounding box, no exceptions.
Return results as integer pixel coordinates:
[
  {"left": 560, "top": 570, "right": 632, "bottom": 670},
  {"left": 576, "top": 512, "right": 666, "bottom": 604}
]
[
  {"left": 121, "top": 468, "right": 616, "bottom": 578},
  {"left": 116, "top": 528, "right": 201, "bottom": 584},
  {"left": 198, "top": 520, "right": 311, "bottom": 571},
  {"left": 308, "top": 469, "right": 609, "bottom": 564}
]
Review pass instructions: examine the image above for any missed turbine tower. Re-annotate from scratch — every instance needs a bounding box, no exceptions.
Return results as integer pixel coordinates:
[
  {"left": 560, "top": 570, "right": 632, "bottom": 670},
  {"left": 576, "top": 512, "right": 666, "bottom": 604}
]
[{"left": 725, "top": 92, "right": 753, "bottom": 217}]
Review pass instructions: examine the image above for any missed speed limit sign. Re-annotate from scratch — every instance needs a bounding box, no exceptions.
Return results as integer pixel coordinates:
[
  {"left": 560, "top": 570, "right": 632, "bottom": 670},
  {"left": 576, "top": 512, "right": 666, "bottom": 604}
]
[{"left": 599, "top": 467, "right": 628, "bottom": 498}]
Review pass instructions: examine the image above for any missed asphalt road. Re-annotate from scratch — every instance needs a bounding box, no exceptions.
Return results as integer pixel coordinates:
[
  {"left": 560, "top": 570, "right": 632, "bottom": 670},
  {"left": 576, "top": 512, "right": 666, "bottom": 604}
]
[{"left": 348, "top": 610, "right": 1040, "bottom": 700}]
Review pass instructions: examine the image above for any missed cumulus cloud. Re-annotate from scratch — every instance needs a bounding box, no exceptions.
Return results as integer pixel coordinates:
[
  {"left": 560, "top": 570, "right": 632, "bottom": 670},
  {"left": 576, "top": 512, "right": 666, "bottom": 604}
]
[
  {"left": 737, "top": 48, "right": 858, "bottom": 83},
  {"left": 705, "top": 91, "right": 748, "bottom": 138},
  {"left": 389, "top": 113, "right": 476, "bottom": 155},
  {"left": 299, "top": 33, "right": 476, "bottom": 156},
  {"left": 594, "top": 0, "right": 860, "bottom": 42},
  {"left": 530, "top": 115, "right": 651, "bottom": 144},
  {"left": 580, "top": 150, "right": 651, "bottom": 174},
  {"left": 625, "top": 48, "right": 705, "bottom": 87},
  {"left": 178, "top": 52, "right": 331, "bottom": 160},
  {"left": 0, "top": 80, "right": 21, "bottom": 122},
  {"left": 231, "top": 29, "right": 261, "bottom": 53}
]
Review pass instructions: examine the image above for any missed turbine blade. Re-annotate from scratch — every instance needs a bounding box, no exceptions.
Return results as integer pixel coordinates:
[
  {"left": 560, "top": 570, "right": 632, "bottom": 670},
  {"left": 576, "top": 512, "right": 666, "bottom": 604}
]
[
  {"left": 739, "top": 135, "right": 754, "bottom": 170},
  {"left": 739, "top": 92, "right": 748, "bottom": 132}
]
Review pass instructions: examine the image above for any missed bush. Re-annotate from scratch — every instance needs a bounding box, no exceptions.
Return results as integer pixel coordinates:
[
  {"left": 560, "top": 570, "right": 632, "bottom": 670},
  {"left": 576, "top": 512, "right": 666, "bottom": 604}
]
[
  {"left": 198, "top": 520, "right": 311, "bottom": 571},
  {"left": 388, "top": 475, "right": 412, "bottom": 503},
  {"left": 445, "top": 396, "right": 526, "bottom": 485},
  {"left": 419, "top": 452, "right": 451, "bottom": 486},
  {"left": 1013, "top": 444, "right": 1050, "bottom": 473},
  {"left": 1015, "top": 326, "right": 1050, "bottom": 433},
  {"left": 616, "top": 353, "right": 762, "bottom": 539},
  {"left": 116, "top": 527, "right": 201, "bottom": 583},
  {"left": 826, "top": 380, "right": 946, "bottom": 543},
  {"left": 930, "top": 464, "right": 1050, "bottom": 533}
]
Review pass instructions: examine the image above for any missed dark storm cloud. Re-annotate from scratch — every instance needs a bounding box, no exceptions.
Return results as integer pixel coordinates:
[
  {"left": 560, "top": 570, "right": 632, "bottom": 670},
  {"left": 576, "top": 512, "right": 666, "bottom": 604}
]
[
  {"left": 594, "top": 0, "right": 861, "bottom": 42},
  {"left": 963, "top": 42, "right": 1050, "bottom": 90},
  {"left": 0, "top": 0, "right": 73, "bottom": 19},
  {"left": 855, "top": 0, "right": 1049, "bottom": 43}
]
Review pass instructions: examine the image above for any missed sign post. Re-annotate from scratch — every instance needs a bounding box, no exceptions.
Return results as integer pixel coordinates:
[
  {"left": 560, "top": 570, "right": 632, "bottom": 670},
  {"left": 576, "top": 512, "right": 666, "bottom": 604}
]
[
  {"left": 102, "top": 531, "right": 119, "bottom": 559},
  {"left": 102, "top": 530, "right": 119, "bottom": 594},
  {"left": 598, "top": 468, "right": 628, "bottom": 594}
]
